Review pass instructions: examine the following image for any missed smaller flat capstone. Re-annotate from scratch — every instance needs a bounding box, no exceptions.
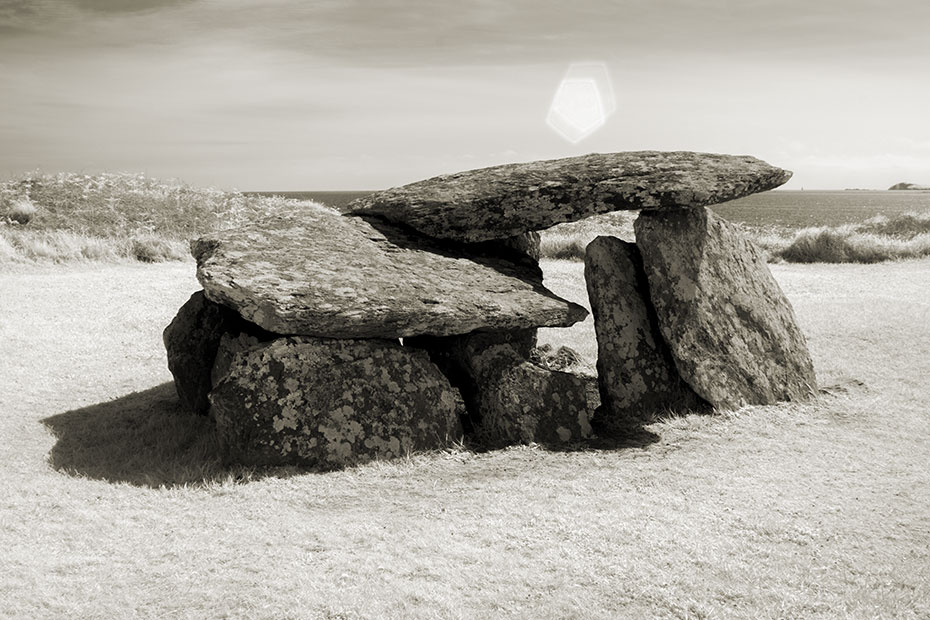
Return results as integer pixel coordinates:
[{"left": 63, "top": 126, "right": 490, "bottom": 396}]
[{"left": 193, "top": 205, "right": 587, "bottom": 339}]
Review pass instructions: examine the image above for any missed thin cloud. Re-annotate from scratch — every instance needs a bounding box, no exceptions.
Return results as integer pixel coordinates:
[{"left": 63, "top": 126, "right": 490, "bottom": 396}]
[{"left": 5, "top": 0, "right": 930, "bottom": 67}]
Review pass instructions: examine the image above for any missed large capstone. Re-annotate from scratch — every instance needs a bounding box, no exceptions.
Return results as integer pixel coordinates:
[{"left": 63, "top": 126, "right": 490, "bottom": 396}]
[
  {"left": 634, "top": 207, "right": 818, "bottom": 409},
  {"left": 347, "top": 151, "right": 792, "bottom": 242},
  {"left": 192, "top": 205, "right": 587, "bottom": 339},
  {"left": 163, "top": 291, "right": 273, "bottom": 415},
  {"left": 408, "top": 331, "right": 592, "bottom": 445},
  {"left": 584, "top": 236, "right": 705, "bottom": 433},
  {"left": 209, "top": 334, "right": 466, "bottom": 468}
]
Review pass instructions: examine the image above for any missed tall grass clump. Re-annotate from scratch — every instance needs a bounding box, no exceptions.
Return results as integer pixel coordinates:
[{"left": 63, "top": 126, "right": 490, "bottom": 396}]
[
  {"left": 539, "top": 211, "right": 635, "bottom": 260},
  {"left": 775, "top": 212, "right": 930, "bottom": 263},
  {"left": 538, "top": 208, "right": 930, "bottom": 265},
  {"left": 0, "top": 172, "right": 310, "bottom": 264}
]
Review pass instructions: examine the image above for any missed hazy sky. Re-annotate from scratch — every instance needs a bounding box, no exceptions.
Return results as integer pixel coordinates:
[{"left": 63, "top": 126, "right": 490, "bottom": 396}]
[{"left": 2, "top": 0, "right": 929, "bottom": 190}]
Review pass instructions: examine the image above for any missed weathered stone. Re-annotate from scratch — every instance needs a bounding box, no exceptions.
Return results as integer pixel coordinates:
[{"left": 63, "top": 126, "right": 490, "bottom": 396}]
[
  {"left": 529, "top": 343, "right": 584, "bottom": 373},
  {"left": 192, "top": 205, "right": 587, "bottom": 339},
  {"left": 584, "top": 236, "right": 705, "bottom": 433},
  {"left": 209, "top": 334, "right": 465, "bottom": 468},
  {"left": 466, "top": 230, "right": 543, "bottom": 277},
  {"left": 162, "top": 291, "right": 273, "bottom": 415},
  {"left": 408, "top": 331, "right": 592, "bottom": 445},
  {"left": 634, "top": 207, "right": 818, "bottom": 409},
  {"left": 347, "top": 151, "right": 792, "bottom": 242}
]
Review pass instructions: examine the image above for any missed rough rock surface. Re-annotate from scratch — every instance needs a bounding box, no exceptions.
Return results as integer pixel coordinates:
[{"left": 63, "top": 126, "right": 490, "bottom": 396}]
[
  {"left": 529, "top": 343, "right": 584, "bottom": 373},
  {"left": 584, "top": 236, "right": 705, "bottom": 432},
  {"left": 408, "top": 331, "right": 592, "bottom": 445},
  {"left": 209, "top": 334, "right": 465, "bottom": 468},
  {"left": 347, "top": 151, "right": 792, "bottom": 242},
  {"left": 192, "top": 206, "right": 587, "bottom": 339},
  {"left": 634, "top": 207, "right": 818, "bottom": 409},
  {"left": 163, "top": 291, "right": 272, "bottom": 415}
]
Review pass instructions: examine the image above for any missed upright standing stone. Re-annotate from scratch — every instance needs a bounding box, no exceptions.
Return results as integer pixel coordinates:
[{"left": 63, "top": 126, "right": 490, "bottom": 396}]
[
  {"left": 209, "top": 334, "right": 465, "bottom": 468},
  {"left": 584, "top": 236, "right": 705, "bottom": 433},
  {"left": 634, "top": 207, "right": 818, "bottom": 409}
]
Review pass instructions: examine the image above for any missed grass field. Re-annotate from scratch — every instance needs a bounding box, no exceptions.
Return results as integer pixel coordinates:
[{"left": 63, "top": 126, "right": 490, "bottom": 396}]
[
  {"left": 2, "top": 257, "right": 929, "bottom": 618},
  {"left": 4, "top": 173, "right": 930, "bottom": 266}
]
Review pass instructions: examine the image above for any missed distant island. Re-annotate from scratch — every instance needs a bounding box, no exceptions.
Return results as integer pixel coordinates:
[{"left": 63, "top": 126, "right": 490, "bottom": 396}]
[{"left": 888, "top": 182, "right": 930, "bottom": 190}]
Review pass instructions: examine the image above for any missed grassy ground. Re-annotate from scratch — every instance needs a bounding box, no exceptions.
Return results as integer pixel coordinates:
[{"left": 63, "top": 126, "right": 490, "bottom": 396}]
[
  {"left": 538, "top": 210, "right": 930, "bottom": 264},
  {"left": 4, "top": 172, "right": 930, "bottom": 266},
  {"left": 0, "top": 172, "right": 310, "bottom": 264},
  {"left": 2, "top": 258, "right": 929, "bottom": 618}
]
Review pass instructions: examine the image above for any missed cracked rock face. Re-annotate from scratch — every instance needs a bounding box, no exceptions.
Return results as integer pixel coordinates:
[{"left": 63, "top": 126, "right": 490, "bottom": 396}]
[
  {"left": 162, "top": 291, "right": 274, "bottom": 415},
  {"left": 408, "top": 331, "right": 592, "bottom": 445},
  {"left": 634, "top": 207, "right": 818, "bottom": 410},
  {"left": 347, "top": 151, "right": 792, "bottom": 242},
  {"left": 209, "top": 334, "right": 465, "bottom": 468},
  {"left": 584, "top": 236, "right": 705, "bottom": 433},
  {"left": 192, "top": 205, "right": 587, "bottom": 339}
]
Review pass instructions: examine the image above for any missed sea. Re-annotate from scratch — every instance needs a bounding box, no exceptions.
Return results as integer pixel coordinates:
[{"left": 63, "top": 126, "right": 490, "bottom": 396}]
[{"left": 246, "top": 190, "right": 930, "bottom": 231}]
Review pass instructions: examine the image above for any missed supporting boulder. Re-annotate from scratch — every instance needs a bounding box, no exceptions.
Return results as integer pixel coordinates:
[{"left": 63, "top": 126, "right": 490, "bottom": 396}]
[
  {"left": 209, "top": 334, "right": 465, "bottom": 468},
  {"left": 408, "top": 330, "right": 592, "bottom": 445},
  {"left": 634, "top": 207, "right": 818, "bottom": 409},
  {"left": 163, "top": 291, "right": 273, "bottom": 415},
  {"left": 584, "top": 236, "right": 705, "bottom": 433}
]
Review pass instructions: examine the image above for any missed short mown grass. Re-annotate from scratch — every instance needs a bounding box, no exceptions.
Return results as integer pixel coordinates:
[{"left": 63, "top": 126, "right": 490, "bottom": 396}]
[{"left": 2, "top": 258, "right": 928, "bottom": 618}]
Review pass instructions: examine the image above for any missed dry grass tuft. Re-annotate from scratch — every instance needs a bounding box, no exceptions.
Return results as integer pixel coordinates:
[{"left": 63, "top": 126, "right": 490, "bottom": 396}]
[
  {"left": 2, "top": 195, "right": 38, "bottom": 224},
  {"left": 777, "top": 226, "right": 930, "bottom": 263},
  {"left": 539, "top": 210, "right": 930, "bottom": 265},
  {"left": 539, "top": 211, "right": 636, "bottom": 260}
]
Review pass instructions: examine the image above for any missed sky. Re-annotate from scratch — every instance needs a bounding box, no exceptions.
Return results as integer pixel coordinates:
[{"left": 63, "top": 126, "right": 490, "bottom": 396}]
[{"left": 1, "top": 0, "right": 929, "bottom": 191}]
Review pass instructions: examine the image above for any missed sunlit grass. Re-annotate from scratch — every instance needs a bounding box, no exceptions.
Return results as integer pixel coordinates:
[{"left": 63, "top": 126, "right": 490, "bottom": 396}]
[
  {"left": 1, "top": 259, "right": 928, "bottom": 617},
  {"left": 538, "top": 210, "right": 930, "bottom": 264},
  {"left": 0, "top": 171, "right": 315, "bottom": 264}
]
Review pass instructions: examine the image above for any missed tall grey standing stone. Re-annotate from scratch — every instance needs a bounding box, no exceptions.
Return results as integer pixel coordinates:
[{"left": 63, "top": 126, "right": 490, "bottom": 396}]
[
  {"left": 584, "top": 236, "right": 705, "bottom": 433},
  {"left": 347, "top": 151, "right": 792, "bottom": 242},
  {"left": 407, "top": 331, "right": 592, "bottom": 445},
  {"left": 192, "top": 205, "right": 586, "bottom": 339},
  {"left": 163, "top": 291, "right": 273, "bottom": 415},
  {"left": 209, "top": 334, "right": 465, "bottom": 469},
  {"left": 634, "top": 207, "right": 818, "bottom": 409}
]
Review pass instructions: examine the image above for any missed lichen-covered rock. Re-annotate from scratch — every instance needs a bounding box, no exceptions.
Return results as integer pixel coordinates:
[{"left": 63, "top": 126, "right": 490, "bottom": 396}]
[
  {"left": 529, "top": 343, "right": 584, "bottom": 373},
  {"left": 192, "top": 205, "right": 587, "bottom": 339},
  {"left": 347, "top": 151, "right": 792, "bottom": 242},
  {"left": 209, "top": 334, "right": 465, "bottom": 468},
  {"left": 408, "top": 331, "right": 591, "bottom": 445},
  {"left": 584, "top": 236, "right": 705, "bottom": 433},
  {"left": 163, "top": 291, "right": 273, "bottom": 415},
  {"left": 634, "top": 207, "right": 818, "bottom": 409}
]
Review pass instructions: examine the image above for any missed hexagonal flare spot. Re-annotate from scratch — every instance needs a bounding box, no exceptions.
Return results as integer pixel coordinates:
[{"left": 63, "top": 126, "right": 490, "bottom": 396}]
[{"left": 546, "top": 62, "right": 616, "bottom": 143}]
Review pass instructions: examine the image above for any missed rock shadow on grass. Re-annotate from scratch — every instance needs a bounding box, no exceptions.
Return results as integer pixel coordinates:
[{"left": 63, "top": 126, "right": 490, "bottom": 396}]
[
  {"left": 40, "top": 380, "right": 676, "bottom": 485},
  {"left": 41, "top": 382, "right": 235, "bottom": 488}
]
